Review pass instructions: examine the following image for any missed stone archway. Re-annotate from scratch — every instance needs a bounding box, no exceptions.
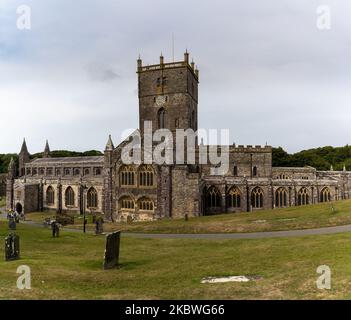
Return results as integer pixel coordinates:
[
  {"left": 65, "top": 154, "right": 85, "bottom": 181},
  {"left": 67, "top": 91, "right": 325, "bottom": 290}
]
[{"left": 15, "top": 202, "right": 23, "bottom": 214}]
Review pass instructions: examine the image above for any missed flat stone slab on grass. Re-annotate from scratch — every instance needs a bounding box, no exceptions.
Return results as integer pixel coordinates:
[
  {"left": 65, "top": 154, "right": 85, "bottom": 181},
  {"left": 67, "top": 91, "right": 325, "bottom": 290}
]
[{"left": 201, "top": 275, "right": 262, "bottom": 284}]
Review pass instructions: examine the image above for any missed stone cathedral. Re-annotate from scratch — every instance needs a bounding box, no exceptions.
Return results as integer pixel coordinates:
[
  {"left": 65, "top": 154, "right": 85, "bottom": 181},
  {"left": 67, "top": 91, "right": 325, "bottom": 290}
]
[{"left": 6, "top": 52, "right": 351, "bottom": 221}]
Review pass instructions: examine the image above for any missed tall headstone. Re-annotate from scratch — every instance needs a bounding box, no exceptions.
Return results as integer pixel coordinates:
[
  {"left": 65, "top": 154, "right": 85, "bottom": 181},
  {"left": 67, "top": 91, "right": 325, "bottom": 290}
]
[
  {"left": 95, "top": 217, "right": 104, "bottom": 235},
  {"left": 51, "top": 221, "right": 60, "bottom": 238},
  {"left": 103, "top": 231, "right": 121, "bottom": 270},
  {"left": 5, "top": 233, "right": 20, "bottom": 261},
  {"left": 8, "top": 217, "right": 16, "bottom": 230}
]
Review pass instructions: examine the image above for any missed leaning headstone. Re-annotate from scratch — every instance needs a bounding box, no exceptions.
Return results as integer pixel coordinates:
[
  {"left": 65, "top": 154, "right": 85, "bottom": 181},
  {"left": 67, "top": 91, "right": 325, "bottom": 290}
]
[
  {"left": 103, "top": 231, "right": 121, "bottom": 270},
  {"left": 95, "top": 217, "right": 104, "bottom": 235},
  {"left": 5, "top": 233, "right": 20, "bottom": 261},
  {"left": 51, "top": 221, "right": 60, "bottom": 238},
  {"left": 8, "top": 218, "right": 16, "bottom": 230}
]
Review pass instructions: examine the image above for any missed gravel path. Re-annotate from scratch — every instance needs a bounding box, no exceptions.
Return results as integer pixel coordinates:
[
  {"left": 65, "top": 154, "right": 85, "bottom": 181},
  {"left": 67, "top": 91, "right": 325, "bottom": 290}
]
[{"left": 1, "top": 209, "right": 351, "bottom": 239}]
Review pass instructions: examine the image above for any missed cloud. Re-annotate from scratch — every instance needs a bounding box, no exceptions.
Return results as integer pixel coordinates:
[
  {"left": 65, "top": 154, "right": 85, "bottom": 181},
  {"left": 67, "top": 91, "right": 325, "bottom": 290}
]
[{"left": 0, "top": 0, "right": 351, "bottom": 154}]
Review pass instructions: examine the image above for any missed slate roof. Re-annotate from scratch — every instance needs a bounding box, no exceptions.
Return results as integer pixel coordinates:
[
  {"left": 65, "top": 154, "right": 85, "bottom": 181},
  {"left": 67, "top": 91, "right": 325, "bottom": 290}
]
[{"left": 30, "top": 156, "right": 104, "bottom": 165}]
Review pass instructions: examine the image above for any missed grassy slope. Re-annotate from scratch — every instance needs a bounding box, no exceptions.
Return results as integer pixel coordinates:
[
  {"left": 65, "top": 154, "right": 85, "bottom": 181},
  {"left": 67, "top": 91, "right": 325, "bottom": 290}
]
[
  {"left": 1, "top": 222, "right": 351, "bottom": 299},
  {"left": 30, "top": 199, "right": 351, "bottom": 234}
]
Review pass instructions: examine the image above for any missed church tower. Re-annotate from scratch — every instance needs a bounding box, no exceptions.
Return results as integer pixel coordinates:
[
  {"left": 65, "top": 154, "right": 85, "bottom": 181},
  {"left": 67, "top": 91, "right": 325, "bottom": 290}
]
[
  {"left": 137, "top": 51, "right": 199, "bottom": 137},
  {"left": 19, "top": 138, "right": 30, "bottom": 177}
]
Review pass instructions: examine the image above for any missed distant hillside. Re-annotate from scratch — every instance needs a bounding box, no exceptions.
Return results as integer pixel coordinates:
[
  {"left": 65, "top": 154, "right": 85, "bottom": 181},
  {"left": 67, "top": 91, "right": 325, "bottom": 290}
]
[
  {"left": 272, "top": 146, "right": 351, "bottom": 171},
  {"left": 0, "top": 150, "right": 103, "bottom": 173},
  {"left": 30, "top": 150, "right": 103, "bottom": 159}
]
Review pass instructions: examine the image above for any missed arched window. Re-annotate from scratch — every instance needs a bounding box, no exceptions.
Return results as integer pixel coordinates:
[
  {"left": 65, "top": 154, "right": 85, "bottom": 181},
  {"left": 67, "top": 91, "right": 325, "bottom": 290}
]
[
  {"left": 139, "top": 165, "right": 154, "bottom": 187},
  {"left": 233, "top": 165, "right": 238, "bottom": 176},
  {"left": 65, "top": 187, "right": 75, "bottom": 207},
  {"left": 275, "top": 187, "right": 288, "bottom": 207},
  {"left": 227, "top": 187, "right": 241, "bottom": 208},
  {"left": 252, "top": 166, "right": 258, "bottom": 177},
  {"left": 119, "top": 196, "right": 135, "bottom": 210},
  {"left": 320, "top": 187, "right": 331, "bottom": 203},
  {"left": 205, "top": 186, "right": 221, "bottom": 208},
  {"left": 119, "top": 166, "right": 135, "bottom": 186},
  {"left": 138, "top": 198, "right": 154, "bottom": 211},
  {"left": 87, "top": 187, "right": 98, "bottom": 208},
  {"left": 251, "top": 187, "right": 264, "bottom": 208},
  {"left": 46, "top": 186, "right": 55, "bottom": 206},
  {"left": 298, "top": 187, "right": 309, "bottom": 206},
  {"left": 158, "top": 108, "right": 165, "bottom": 129}
]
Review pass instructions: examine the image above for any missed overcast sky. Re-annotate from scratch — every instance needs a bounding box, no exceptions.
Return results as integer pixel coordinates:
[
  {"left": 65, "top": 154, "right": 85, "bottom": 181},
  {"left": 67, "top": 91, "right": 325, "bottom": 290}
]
[{"left": 0, "top": 0, "right": 350, "bottom": 154}]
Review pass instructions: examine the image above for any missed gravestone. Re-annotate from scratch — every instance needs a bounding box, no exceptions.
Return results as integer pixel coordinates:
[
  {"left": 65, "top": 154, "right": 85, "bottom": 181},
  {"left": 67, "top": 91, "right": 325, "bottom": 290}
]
[
  {"left": 8, "top": 218, "right": 16, "bottom": 230},
  {"left": 5, "top": 233, "right": 20, "bottom": 261},
  {"left": 95, "top": 217, "right": 104, "bottom": 235},
  {"left": 103, "top": 231, "right": 121, "bottom": 270},
  {"left": 51, "top": 221, "right": 60, "bottom": 238},
  {"left": 184, "top": 213, "right": 189, "bottom": 221}
]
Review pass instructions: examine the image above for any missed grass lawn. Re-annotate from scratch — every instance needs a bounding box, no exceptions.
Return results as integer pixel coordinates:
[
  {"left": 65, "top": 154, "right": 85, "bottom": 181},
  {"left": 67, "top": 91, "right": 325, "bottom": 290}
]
[
  {"left": 1, "top": 221, "right": 351, "bottom": 299},
  {"left": 26, "top": 199, "right": 351, "bottom": 234}
]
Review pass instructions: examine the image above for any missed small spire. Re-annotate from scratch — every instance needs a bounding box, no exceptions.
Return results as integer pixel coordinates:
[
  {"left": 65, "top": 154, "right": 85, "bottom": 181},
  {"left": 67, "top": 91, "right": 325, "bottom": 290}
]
[
  {"left": 20, "top": 138, "right": 29, "bottom": 154},
  {"left": 43, "top": 140, "right": 51, "bottom": 158},
  {"left": 343, "top": 164, "right": 346, "bottom": 172},
  {"left": 105, "top": 134, "right": 114, "bottom": 151},
  {"left": 330, "top": 164, "right": 334, "bottom": 171}
]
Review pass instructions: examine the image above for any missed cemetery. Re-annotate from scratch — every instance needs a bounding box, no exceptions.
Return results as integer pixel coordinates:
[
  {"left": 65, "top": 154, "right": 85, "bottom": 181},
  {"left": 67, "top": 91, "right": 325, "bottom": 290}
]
[{"left": 1, "top": 214, "right": 351, "bottom": 299}]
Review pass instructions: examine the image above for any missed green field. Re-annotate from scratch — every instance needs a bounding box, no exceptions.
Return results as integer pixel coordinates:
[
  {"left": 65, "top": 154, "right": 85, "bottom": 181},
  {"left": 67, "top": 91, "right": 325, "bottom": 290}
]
[
  {"left": 1, "top": 221, "right": 351, "bottom": 299},
  {"left": 26, "top": 199, "right": 351, "bottom": 234}
]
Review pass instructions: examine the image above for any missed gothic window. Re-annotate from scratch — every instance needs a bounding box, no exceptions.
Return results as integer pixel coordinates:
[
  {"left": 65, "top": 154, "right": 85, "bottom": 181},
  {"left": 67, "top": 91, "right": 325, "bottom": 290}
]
[
  {"left": 46, "top": 168, "right": 53, "bottom": 176},
  {"left": 84, "top": 168, "right": 90, "bottom": 176},
  {"left": 120, "top": 166, "right": 135, "bottom": 186},
  {"left": 46, "top": 186, "right": 55, "bottom": 206},
  {"left": 275, "top": 187, "right": 288, "bottom": 208},
  {"left": 158, "top": 108, "right": 165, "bottom": 129},
  {"left": 205, "top": 186, "right": 221, "bottom": 208},
  {"left": 55, "top": 169, "right": 61, "bottom": 176},
  {"left": 94, "top": 168, "right": 102, "bottom": 176},
  {"left": 156, "top": 77, "right": 161, "bottom": 87},
  {"left": 39, "top": 168, "right": 45, "bottom": 175},
  {"left": 73, "top": 168, "right": 80, "bottom": 176},
  {"left": 227, "top": 187, "right": 241, "bottom": 208},
  {"left": 64, "top": 168, "right": 71, "bottom": 176},
  {"left": 252, "top": 166, "right": 258, "bottom": 177},
  {"left": 87, "top": 187, "right": 98, "bottom": 208},
  {"left": 139, "top": 165, "right": 154, "bottom": 187},
  {"left": 119, "top": 196, "right": 135, "bottom": 210},
  {"left": 32, "top": 168, "right": 37, "bottom": 175},
  {"left": 233, "top": 165, "right": 238, "bottom": 176},
  {"left": 320, "top": 187, "right": 331, "bottom": 203},
  {"left": 298, "top": 187, "right": 309, "bottom": 206},
  {"left": 251, "top": 187, "right": 264, "bottom": 208},
  {"left": 276, "top": 174, "right": 290, "bottom": 179},
  {"left": 26, "top": 168, "right": 31, "bottom": 175},
  {"left": 65, "top": 187, "right": 75, "bottom": 207},
  {"left": 138, "top": 198, "right": 154, "bottom": 211}
]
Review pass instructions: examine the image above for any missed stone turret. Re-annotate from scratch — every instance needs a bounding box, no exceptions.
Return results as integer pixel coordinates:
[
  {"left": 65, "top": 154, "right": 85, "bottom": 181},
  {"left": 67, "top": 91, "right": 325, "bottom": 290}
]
[
  {"left": 43, "top": 140, "right": 51, "bottom": 158},
  {"left": 7, "top": 157, "right": 16, "bottom": 179},
  {"left": 19, "top": 138, "right": 30, "bottom": 177},
  {"left": 6, "top": 157, "right": 17, "bottom": 211},
  {"left": 103, "top": 134, "right": 115, "bottom": 221}
]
